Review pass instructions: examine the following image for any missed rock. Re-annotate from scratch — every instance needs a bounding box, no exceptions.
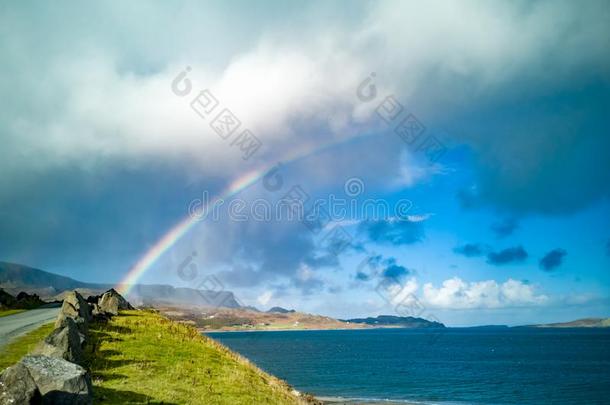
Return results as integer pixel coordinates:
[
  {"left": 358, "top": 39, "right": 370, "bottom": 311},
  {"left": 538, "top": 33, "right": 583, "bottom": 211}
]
[
  {"left": 98, "top": 289, "right": 133, "bottom": 316},
  {"left": 55, "top": 291, "right": 90, "bottom": 334},
  {"left": 33, "top": 318, "right": 83, "bottom": 365},
  {"left": 85, "top": 295, "right": 99, "bottom": 305},
  {"left": 15, "top": 292, "right": 46, "bottom": 309},
  {"left": 90, "top": 302, "right": 100, "bottom": 316},
  {"left": 20, "top": 355, "right": 92, "bottom": 405},
  {"left": 0, "top": 363, "right": 41, "bottom": 405},
  {"left": 0, "top": 289, "right": 16, "bottom": 308},
  {"left": 65, "top": 291, "right": 92, "bottom": 322},
  {"left": 55, "top": 312, "right": 88, "bottom": 337}
]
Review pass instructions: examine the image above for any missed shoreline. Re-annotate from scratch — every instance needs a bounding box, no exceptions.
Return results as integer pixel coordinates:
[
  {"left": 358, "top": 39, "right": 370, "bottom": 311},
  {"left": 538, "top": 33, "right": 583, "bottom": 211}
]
[
  {"left": 201, "top": 325, "right": 444, "bottom": 333},
  {"left": 317, "top": 397, "right": 422, "bottom": 405},
  {"left": 203, "top": 326, "right": 378, "bottom": 333}
]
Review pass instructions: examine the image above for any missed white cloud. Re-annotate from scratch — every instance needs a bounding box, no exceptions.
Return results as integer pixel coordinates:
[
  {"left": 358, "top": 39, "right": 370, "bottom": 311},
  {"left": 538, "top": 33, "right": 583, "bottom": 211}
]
[
  {"left": 387, "top": 277, "right": 419, "bottom": 307},
  {"left": 2, "top": 0, "right": 607, "bottom": 179},
  {"left": 257, "top": 290, "right": 273, "bottom": 306},
  {"left": 422, "top": 277, "right": 548, "bottom": 309}
]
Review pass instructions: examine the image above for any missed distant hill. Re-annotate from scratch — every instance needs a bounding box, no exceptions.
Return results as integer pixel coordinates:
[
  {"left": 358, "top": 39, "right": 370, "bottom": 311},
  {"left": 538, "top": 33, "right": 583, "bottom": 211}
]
[
  {"left": 529, "top": 318, "right": 610, "bottom": 328},
  {"left": 161, "top": 306, "right": 370, "bottom": 331},
  {"left": 343, "top": 315, "right": 445, "bottom": 328},
  {"left": 0, "top": 261, "right": 241, "bottom": 309},
  {"left": 0, "top": 261, "right": 100, "bottom": 293},
  {"left": 266, "top": 306, "right": 295, "bottom": 314}
]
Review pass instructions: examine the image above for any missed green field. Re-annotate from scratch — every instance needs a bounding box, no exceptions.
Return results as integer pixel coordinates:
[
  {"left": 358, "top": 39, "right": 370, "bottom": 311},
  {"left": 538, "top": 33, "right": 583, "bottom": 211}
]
[
  {"left": 0, "top": 321, "right": 54, "bottom": 370},
  {"left": 86, "top": 310, "right": 304, "bottom": 404}
]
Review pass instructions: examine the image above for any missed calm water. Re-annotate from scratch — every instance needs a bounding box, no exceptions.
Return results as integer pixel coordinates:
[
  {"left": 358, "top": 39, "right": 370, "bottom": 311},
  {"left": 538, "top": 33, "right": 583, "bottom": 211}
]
[{"left": 207, "top": 328, "right": 610, "bottom": 405}]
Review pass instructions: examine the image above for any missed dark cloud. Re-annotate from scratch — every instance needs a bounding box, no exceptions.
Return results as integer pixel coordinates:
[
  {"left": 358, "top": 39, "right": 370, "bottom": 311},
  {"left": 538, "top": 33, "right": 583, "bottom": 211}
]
[
  {"left": 454, "top": 83, "right": 610, "bottom": 215},
  {"left": 382, "top": 264, "right": 410, "bottom": 280},
  {"left": 539, "top": 248, "right": 567, "bottom": 272},
  {"left": 358, "top": 219, "right": 424, "bottom": 246},
  {"left": 353, "top": 255, "right": 410, "bottom": 283},
  {"left": 200, "top": 216, "right": 324, "bottom": 294},
  {"left": 0, "top": 162, "right": 208, "bottom": 282},
  {"left": 487, "top": 246, "right": 528, "bottom": 265},
  {"left": 491, "top": 218, "right": 519, "bottom": 238},
  {"left": 353, "top": 254, "right": 382, "bottom": 282},
  {"left": 454, "top": 243, "right": 487, "bottom": 257}
]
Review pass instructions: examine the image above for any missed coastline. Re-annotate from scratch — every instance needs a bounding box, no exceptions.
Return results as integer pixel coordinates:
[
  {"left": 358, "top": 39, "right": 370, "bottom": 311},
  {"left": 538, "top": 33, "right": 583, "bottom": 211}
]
[
  {"left": 318, "top": 397, "right": 422, "bottom": 405},
  {"left": 203, "top": 326, "right": 383, "bottom": 333},
  {"left": 201, "top": 325, "right": 445, "bottom": 333}
]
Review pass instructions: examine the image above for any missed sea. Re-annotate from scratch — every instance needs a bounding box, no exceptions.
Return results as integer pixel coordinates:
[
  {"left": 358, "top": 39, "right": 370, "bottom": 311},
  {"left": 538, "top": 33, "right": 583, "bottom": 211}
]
[{"left": 207, "top": 328, "right": 610, "bottom": 405}]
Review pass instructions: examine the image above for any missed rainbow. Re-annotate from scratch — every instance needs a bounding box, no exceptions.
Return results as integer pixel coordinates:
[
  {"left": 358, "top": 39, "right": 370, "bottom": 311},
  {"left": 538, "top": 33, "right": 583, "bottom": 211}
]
[
  {"left": 115, "top": 168, "right": 266, "bottom": 295},
  {"left": 115, "top": 132, "right": 378, "bottom": 294}
]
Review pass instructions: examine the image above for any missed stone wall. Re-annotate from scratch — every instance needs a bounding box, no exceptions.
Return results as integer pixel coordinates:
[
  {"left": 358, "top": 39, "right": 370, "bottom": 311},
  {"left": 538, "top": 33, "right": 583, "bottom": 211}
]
[{"left": 0, "top": 289, "right": 133, "bottom": 404}]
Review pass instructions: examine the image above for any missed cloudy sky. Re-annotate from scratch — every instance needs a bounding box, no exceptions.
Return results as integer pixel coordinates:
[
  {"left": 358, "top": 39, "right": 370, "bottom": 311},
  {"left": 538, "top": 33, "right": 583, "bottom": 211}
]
[{"left": 1, "top": 0, "right": 609, "bottom": 326}]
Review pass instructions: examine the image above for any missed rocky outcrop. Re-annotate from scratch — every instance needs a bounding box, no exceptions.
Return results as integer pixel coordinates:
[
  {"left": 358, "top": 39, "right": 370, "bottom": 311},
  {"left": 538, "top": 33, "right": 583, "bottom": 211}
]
[
  {"left": 55, "top": 291, "right": 91, "bottom": 335},
  {"left": 97, "top": 288, "right": 133, "bottom": 316},
  {"left": 20, "top": 355, "right": 92, "bottom": 404},
  {"left": 0, "top": 362, "right": 42, "bottom": 405},
  {"left": 33, "top": 317, "right": 84, "bottom": 365}
]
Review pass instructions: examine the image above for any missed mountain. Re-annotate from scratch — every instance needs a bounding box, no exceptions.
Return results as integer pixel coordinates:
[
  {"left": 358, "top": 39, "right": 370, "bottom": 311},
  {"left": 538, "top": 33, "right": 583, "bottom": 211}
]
[
  {"left": 0, "top": 261, "right": 240, "bottom": 309},
  {"left": 266, "top": 306, "right": 295, "bottom": 314},
  {"left": 0, "top": 261, "right": 100, "bottom": 293},
  {"left": 528, "top": 318, "right": 610, "bottom": 328},
  {"left": 127, "top": 284, "right": 240, "bottom": 308},
  {"left": 343, "top": 315, "right": 445, "bottom": 328}
]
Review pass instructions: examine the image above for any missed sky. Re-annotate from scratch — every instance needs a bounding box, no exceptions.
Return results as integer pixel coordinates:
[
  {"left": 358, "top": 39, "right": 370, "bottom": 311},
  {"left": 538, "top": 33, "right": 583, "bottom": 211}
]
[{"left": 1, "top": 0, "right": 609, "bottom": 326}]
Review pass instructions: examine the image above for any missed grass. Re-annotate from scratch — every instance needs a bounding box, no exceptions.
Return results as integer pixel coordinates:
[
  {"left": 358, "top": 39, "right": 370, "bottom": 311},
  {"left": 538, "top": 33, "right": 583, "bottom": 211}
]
[
  {"left": 0, "top": 309, "right": 26, "bottom": 318},
  {"left": 86, "top": 310, "right": 305, "bottom": 404},
  {"left": 0, "top": 321, "right": 54, "bottom": 370}
]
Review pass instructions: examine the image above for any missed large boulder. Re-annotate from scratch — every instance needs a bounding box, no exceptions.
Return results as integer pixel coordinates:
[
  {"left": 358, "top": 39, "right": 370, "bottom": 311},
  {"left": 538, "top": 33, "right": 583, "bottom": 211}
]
[
  {"left": 20, "top": 355, "right": 92, "bottom": 405},
  {"left": 33, "top": 317, "right": 84, "bottom": 365},
  {"left": 97, "top": 289, "right": 133, "bottom": 316},
  {"left": 55, "top": 291, "right": 90, "bottom": 334},
  {"left": 0, "top": 363, "right": 41, "bottom": 405}
]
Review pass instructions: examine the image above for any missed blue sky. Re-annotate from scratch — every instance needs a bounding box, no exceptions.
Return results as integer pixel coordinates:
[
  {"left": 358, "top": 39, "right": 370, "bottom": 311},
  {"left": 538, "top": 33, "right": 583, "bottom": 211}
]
[{"left": 0, "top": 0, "right": 609, "bottom": 326}]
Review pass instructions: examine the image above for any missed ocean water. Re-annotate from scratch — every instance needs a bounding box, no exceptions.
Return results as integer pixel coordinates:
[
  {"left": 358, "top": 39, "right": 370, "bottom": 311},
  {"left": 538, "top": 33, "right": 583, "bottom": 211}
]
[{"left": 207, "top": 328, "right": 610, "bottom": 405}]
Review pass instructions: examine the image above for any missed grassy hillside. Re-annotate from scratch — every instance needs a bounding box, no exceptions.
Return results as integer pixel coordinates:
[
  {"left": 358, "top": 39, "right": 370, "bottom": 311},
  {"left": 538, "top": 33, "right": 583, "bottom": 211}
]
[
  {"left": 86, "top": 310, "right": 306, "bottom": 404},
  {"left": 0, "top": 321, "right": 54, "bottom": 370},
  {"left": 534, "top": 317, "right": 610, "bottom": 328}
]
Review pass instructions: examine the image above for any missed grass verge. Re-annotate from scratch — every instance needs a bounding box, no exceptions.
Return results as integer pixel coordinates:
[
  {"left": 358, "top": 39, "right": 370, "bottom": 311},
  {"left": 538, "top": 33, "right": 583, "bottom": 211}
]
[
  {"left": 85, "top": 310, "right": 304, "bottom": 404},
  {"left": 0, "top": 321, "right": 54, "bottom": 370},
  {"left": 0, "top": 309, "right": 26, "bottom": 318}
]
